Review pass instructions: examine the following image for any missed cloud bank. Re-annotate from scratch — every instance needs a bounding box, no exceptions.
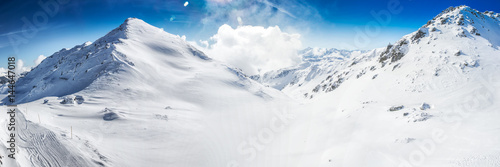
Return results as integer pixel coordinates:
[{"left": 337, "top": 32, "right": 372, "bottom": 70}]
[
  {"left": 198, "top": 24, "right": 302, "bottom": 75},
  {"left": 0, "top": 57, "right": 41, "bottom": 76}
]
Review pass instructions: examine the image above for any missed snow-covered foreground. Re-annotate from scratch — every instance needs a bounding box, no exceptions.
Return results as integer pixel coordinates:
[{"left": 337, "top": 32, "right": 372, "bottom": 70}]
[
  {"left": 2, "top": 71, "right": 500, "bottom": 167},
  {"left": 1, "top": 5, "right": 500, "bottom": 167},
  {"left": 1, "top": 93, "right": 297, "bottom": 167}
]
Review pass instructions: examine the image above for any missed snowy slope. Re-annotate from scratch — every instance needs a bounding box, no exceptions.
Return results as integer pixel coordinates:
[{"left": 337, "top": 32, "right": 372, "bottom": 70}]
[
  {"left": 1, "top": 18, "right": 296, "bottom": 167},
  {"left": 238, "top": 5, "right": 500, "bottom": 167},
  {"left": 249, "top": 5, "right": 500, "bottom": 167}
]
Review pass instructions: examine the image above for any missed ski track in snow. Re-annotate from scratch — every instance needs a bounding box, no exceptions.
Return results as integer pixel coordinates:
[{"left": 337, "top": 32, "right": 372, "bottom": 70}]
[{"left": 16, "top": 109, "right": 92, "bottom": 167}]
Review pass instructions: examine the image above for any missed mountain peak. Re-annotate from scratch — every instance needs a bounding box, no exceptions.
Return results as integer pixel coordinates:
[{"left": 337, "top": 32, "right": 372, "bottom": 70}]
[
  {"left": 93, "top": 18, "right": 166, "bottom": 46},
  {"left": 119, "top": 17, "right": 152, "bottom": 29},
  {"left": 435, "top": 5, "right": 473, "bottom": 17},
  {"left": 425, "top": 5, "right": 500, "bottom": 28},
  {"left": 377, "top": 5, "right": 500, "bottom": 66},
  {"left": 124, "top": 17, "right": 141, "bottom": 23}
]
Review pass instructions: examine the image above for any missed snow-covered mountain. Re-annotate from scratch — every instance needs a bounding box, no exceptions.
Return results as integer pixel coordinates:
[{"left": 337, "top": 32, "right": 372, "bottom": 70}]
[
  {"left": 248, "top": 5, "right": 500, "bottom": 166},
  {"left": 7, "top": 18, "right": 206, "bottom": 104},
  {"left": 5, "top": 18, "right": 289, "bottom": 104},
  {"left": 1, "top": 5, "right": 500, "bottom": 167},
  {"left": 256, "top": 5, "right": 500, "bottom": 100},
  {"left": 0, "top": 18, "right": 294, "bottom": 167}
]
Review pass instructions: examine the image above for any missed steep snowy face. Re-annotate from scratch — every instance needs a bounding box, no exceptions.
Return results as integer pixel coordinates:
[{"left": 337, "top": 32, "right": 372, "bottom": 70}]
[
  {"left": 6, "top": 18, "right": 213, "bottom": 104},
  {"left": 426, "top": 6, "right": 500, "bottom": 45},
  {"left": 379, "top": 5, "right": 500, "bottom": 65}
]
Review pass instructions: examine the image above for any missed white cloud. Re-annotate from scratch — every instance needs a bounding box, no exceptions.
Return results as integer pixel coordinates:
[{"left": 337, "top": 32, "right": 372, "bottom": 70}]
[
  {"left": 17, "top": 59, "right": 24, "bottom": 74},
  {"left": 34, "top": 55, "right": 47, "bottom": 66},
  {"left": 0, "top": 58, "right": 38, "bottom": 76},
  {"left": 0, "top": 67, "right": 6, "bottom": 75},
  {"left": 199, "top": 24, "right": 302, "bottom": 75},
  {"left": 15, "top": 59, "right": 30, "bottom": 75}
]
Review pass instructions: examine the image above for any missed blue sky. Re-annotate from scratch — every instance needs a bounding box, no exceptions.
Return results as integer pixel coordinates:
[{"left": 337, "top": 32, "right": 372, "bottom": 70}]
[{"left": 0, "top": 0, "right": 499, "bottom": 68}]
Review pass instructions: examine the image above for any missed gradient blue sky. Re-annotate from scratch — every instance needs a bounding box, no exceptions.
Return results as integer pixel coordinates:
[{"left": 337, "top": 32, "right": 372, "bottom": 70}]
[{"left": 0, "top": 0, "right": 499, "bottom": 68}]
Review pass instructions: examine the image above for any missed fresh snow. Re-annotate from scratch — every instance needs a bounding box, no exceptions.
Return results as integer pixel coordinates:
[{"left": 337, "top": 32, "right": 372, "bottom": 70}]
[{"left": 1, "top": 5, "right": 500, "bottom": 167}]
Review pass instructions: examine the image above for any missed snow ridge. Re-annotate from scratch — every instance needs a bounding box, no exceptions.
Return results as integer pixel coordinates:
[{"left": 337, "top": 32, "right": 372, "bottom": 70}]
[{"left": 2, "top": 18, "right": 210, "bottom": 104}]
